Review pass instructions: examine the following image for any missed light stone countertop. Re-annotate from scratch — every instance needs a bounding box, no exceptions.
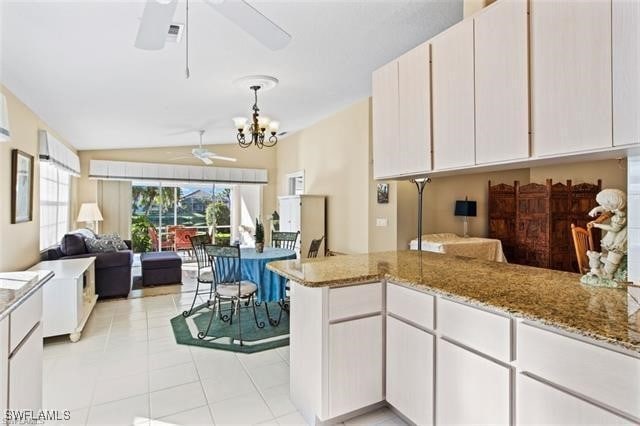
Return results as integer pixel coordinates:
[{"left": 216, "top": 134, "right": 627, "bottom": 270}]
[
  {"left": 267, "top": 250, "right": 640, "bottom": 354},
  {"left": 0, "top": 270, "right": 54, "bottom": 321}
]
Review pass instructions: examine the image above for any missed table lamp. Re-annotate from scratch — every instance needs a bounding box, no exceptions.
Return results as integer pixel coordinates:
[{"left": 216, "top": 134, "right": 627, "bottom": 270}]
[
  {"left": 454, "top": 197, "right": 476, "bottom": 238},
  {"left": 77, "top": 203, "right": 104, "bottom": 233}
]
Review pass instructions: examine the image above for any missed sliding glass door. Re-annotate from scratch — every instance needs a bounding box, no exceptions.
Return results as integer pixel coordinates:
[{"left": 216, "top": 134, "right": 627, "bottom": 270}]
[{"left": 131, "top": 181, "right": 236, "bottom": 252}]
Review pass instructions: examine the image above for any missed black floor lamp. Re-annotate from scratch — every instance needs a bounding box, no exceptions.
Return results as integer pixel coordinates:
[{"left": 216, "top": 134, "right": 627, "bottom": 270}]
[{"left": 410, "top": 177, "right": 431, "bottom": 252}]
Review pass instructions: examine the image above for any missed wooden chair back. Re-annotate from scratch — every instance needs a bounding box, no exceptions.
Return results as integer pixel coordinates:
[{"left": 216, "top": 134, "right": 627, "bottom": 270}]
[
  {"left": 571, "top": 224, "right": 593, "bottom": 274},
  {"left": 272, "top": 231, "right": 300, "bottom": 251},
  {"left": 175, "top": 228, "right": 198, "bottom": 251},
  {"left": 307, "top": 236, "right": 324, "bottom": 258}
]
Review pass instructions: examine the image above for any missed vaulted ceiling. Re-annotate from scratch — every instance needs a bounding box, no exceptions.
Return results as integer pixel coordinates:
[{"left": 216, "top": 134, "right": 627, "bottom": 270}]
[{"left": 0, "top": 0, "right": 462, "bottom": 150}]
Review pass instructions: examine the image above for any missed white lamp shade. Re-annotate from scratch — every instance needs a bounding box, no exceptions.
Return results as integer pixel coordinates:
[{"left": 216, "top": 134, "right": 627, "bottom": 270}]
[
  {"left": 269, "top": 121, "right": 280, "bottom": 132},
  {"left": 77, "top": 203, "right": 104, "bottom": 222},
  {"left": 233, "top": 117, "right": 248, "bottom": 130},
  {"left": 0, "top": 93, "right": 10, "bottom": 142}
]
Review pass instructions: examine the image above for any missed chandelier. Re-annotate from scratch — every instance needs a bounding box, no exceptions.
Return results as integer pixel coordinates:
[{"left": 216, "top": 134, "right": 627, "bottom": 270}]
[{"left": 233, "top": 85, "right": 280, "bottom": 149}]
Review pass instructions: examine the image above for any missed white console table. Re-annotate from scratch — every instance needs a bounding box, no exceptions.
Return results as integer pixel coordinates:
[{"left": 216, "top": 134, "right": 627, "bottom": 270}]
[{"left": 29, "top": 258, "right": 97, "bottom": 342}]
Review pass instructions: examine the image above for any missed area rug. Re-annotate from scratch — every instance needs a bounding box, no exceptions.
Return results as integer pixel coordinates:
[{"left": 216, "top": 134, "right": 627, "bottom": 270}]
[{"left": 170, "top": 301, "right": 289, "bottom": 353}]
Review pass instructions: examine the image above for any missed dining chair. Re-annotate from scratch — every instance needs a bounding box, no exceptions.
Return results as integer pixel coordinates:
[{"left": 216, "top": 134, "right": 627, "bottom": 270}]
[
  {"left": 182, "top": 234, "right": 212, "bottom": 317},
  {"left": 307, "top": 236, "right": 324, "bottom": 258},
  {"left": 148, "top": 226, "right": 173, "bottom": 251},
  {"left": 272, "top": 231, "right": 300, "bottom": 250},
  {"left": 200, "top": 245, "right": 264, "bottom": 345},
  {"left": 571, "top": 224, "right": 594, "bottom": 274},
  {"left": 174, "top": 228, "right": 198, "bottom": 254}
]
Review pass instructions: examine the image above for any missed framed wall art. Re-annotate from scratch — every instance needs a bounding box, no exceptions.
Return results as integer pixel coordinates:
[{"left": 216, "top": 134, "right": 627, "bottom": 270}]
[{"left": 11, "top": 149, "right": 34, "bottom": 223}]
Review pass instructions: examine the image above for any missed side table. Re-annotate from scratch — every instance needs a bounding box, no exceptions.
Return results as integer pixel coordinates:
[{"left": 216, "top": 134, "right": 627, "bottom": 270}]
[{"left": 29, "top": 257, "right": 97, "bottom": 342}]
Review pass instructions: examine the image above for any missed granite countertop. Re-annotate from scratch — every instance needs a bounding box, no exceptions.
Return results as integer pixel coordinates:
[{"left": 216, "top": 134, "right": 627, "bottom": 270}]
[
  {"left": 0, "top": 270, "right": 54, "bottom": 321},
  {"left": 267, "top": 251, "right": 640, "bottom": 354}
]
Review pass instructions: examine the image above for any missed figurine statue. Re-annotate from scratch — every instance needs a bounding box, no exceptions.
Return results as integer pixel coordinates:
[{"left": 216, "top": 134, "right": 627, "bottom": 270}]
[{"left": 581, "top": 189, "right": 628, "bottom": 288}]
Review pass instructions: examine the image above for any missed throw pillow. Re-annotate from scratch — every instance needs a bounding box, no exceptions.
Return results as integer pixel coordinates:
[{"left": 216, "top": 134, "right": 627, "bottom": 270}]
[
  {"left": 85, "top": 237, "right": 117, "bottom": 253},
  {"left": 98, "top": 233, "right": 128, "bottom": 250},
  {"left": 60, "top": 233, "right": 87, "bottom": 256}
]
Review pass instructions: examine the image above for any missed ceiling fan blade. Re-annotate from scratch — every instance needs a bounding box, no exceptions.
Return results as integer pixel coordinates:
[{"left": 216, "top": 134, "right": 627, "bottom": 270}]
[
  {"left": 201, "top": 157, "right": 214, "bottom": 165},
  {"left": 168, "top": 155, "right": 194, "bottom": 160},
  {"left": 206, "top": 154, "right": 238, "bottom": 162},
  {"left": 204, "top": 0, "right": 291, "bottom": 51},
  {"left": 135, "top": 0, "right": 179, "bottom": 50}
]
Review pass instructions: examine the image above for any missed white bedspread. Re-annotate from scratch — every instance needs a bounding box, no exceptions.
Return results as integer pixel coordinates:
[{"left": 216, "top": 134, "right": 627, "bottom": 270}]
[{"left": 409, "top": 233, "right": 507, "bottom": 263}]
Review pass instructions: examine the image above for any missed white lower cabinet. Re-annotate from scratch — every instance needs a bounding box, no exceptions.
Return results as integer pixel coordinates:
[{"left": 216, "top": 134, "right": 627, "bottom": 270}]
[
  {"left": 386, "top": 316, "right": 433, "bottom": 425},
  {"left": 436, "top": 339, "right": 511, "bottom": 425},
  {"left": 517, "top": 374, "right": 630, "bottom": 425},
  {"left": 328, "top": 315, "right": 383, "bottom": 418},
  {"left": 8, "top": 324, "right": 43, "bottom": 410},
  {"left": 0, "top": 317, "right": 8, "bottom": 425}
]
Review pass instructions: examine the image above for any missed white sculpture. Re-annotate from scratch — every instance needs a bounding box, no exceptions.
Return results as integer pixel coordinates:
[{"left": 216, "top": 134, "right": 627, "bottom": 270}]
[{"left": 582, "top": 189, "right": 628, "bottom": 287}]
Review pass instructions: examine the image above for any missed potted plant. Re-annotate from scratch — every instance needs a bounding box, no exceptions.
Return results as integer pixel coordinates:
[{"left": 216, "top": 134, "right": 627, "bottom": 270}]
[{"left": 255, "top": 218, "right": 265, "bottom": 253}]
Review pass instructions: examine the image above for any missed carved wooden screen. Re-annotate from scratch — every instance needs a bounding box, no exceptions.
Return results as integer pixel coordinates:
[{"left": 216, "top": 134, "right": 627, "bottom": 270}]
[{"left": 489, "top": 179, "right": 600, "bottom": 272}]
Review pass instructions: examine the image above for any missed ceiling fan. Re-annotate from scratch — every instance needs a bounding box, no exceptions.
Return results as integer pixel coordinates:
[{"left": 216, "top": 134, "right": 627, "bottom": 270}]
[
  {"left": 170, "top": 130, "right": 237, "bottom": 165},
  {"left": 135, "top": 0, "right": 292, "bottom": 52}
]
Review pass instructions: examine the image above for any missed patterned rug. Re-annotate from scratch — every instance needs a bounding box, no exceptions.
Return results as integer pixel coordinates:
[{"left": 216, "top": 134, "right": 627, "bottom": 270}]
[{"left": 170, "top": 301, "right": 289, "bottom": 353}]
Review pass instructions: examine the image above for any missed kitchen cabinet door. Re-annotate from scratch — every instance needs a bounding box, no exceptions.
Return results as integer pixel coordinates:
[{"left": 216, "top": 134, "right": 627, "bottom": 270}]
[
  {"left": 328, "top": 315, "right": 383, "bottom": 418},
  {"left": 398, "top": 42, "right": 432, "bottom": 175},
  {"left": 474, "top": 0, "right": 529, "bottom": 164},
  {"left": 386, "top": 316, "right": 434, "bottom": 425},
  {"left": 517, "top": 374, "right": 629, "bottom": 425},
  {"left": 530, "top": 0, "right": 612, "bottom": 156},
  {"left": 0, "top": 317, "right": 7, "bottom": 425},
  {"left": 436, "top": 339, "right": 510, "bottom": 425},
  {"left": 613, "top": 0, "right": 640, "bottom": 146},
  {"left": 431, "top": 19, "right": 475, "bottom": 170},
  {"left": 372, "top": 60, "right": 399, "bottom": 179},
  {"left": 8, "top": 324, "right": 43, "bottom": 411}
]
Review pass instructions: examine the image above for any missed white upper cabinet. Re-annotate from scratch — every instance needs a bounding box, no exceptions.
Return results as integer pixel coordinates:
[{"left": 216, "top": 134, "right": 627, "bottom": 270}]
[
  {"left": 372, "top": 60, "right": 400, "bottom": 179},
  {"left": 431, "top": 19, "right": 475, "bottom": 170},
  {"left": 398, "top": 42, "right": 432, "bottom": 176},
  {"left": 530, "top": 0, "right": 613, "bottom": 156},
  {"left": 613, "top": 0, "right": 640, "bottom": 146},
  {"left": 474, "top": 0, "right": 529, "bottom": 164},
  {"left": 372, "top": 43, "right": 431, "bottom": 179}
]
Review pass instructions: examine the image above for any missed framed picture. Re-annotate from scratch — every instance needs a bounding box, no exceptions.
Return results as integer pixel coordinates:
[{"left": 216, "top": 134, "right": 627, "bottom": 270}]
[
  {"left": 377, "top": 183, "right": 389, "bottom": 204},
  {"left": 11, "top": 149, "right": 34, "bottom": 224}
]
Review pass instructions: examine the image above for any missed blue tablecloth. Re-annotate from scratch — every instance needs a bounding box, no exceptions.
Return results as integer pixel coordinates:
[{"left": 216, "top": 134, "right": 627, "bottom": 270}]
[{"left": 240, "top": 247, "right": 296, "bottom": 302}]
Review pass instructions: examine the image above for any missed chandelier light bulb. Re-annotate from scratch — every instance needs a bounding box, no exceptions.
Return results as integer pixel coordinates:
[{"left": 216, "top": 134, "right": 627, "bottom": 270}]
[
  {"left": 269, "top": 121, "right": 280, "bottom": 133},
  {"left": 233, "top": 117, "right": 248, "bottom": 130},
  {"left": 258, "top": 116, "right": 271, "bottom": 130}
]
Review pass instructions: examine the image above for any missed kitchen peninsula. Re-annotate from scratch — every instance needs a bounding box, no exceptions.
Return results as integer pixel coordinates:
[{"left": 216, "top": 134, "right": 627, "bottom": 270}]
[{"left": 268, "top": 251, "right": 640, "bottom": 425}]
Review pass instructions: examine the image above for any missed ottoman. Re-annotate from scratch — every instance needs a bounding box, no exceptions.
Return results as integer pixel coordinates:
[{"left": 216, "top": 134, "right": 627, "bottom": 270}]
[{"left": 140, "top": 252, "right": 182, "bottom": 286}]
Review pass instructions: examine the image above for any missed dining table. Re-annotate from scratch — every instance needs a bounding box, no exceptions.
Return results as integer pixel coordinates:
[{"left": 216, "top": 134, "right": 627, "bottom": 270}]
[{"left": 239, "top": 247, "right": 297, "bottom": 303}]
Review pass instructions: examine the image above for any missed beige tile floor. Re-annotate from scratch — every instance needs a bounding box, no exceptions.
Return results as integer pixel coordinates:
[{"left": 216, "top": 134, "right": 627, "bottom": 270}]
[{"left": 43, "top": 290, "right": 406, "bottom": 426}]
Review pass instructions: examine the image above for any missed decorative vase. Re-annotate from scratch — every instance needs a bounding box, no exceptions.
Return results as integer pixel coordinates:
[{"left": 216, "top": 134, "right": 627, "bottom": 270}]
[{"left": 255, "top": 242, "right": 264, "bottom": 253}]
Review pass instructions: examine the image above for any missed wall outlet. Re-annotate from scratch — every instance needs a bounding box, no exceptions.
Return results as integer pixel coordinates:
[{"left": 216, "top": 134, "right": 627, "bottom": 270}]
[{"left": 376, "top": 218, "right": 388, "bottom": 227}]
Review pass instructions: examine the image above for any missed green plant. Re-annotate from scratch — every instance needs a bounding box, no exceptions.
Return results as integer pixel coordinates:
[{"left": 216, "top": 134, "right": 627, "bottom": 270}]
[
  {"left": 131, "top": 215, "right": 153, "bottom": 253},
  {"left": 254, "top": 218, "right": 264, "bottom": 244}
]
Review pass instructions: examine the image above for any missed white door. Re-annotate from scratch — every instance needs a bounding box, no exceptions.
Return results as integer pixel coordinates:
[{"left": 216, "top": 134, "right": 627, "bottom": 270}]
[
  {"left": 372, "top": 60, "right": 400, "bottom": 179},
  {"left": 8, "top": 324, "right": 43, "bottom": 411},
  {"left": 386, "top": 316, "right": 434, "bottom": 425},
  {"left": 278, "top": 198, "right": 293, "bottom": 232},
  {"left": 398, "top": 42, "right": 432, "bottom": 176},
  {"left": 530, "top": 0, "right": 612, "bottom": 156},
  {"left": 474, "top": 0, "right": 529, "bottom": 164},
  {"left": 613, "top": 0, "right": 640, "bottom": 146},
  {"left": 517, "top": 374, "right": 629, "bottom": 425},
  {"left": 431, "top": 19, "right": 475, "bottom": 170},
  {"left": 328, "top": 315, "right": 383, "bottom": 418},
  {"left": 436, "top": 339, "right": 510, "bottom": 425}
]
